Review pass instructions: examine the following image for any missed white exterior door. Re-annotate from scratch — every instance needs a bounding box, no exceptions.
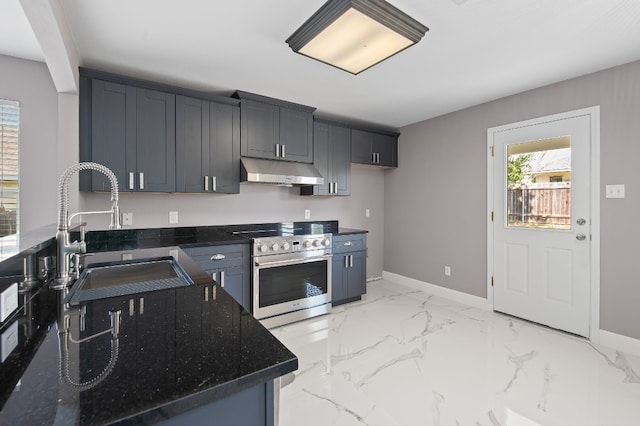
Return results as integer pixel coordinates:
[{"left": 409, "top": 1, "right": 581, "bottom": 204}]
[{"left": 490, "top": 110, "right": 594, "bottom": 337}]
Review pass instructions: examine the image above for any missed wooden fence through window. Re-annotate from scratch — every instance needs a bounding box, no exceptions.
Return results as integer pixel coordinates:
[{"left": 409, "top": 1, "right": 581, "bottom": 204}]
[{"left": 507, "top": 185, "right": 571, "bottom": 228}]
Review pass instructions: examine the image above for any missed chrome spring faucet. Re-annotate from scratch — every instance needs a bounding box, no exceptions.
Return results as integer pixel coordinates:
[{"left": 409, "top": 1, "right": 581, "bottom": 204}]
[{"left": 53, "top": 162, "right": 121, "bottom": 289}]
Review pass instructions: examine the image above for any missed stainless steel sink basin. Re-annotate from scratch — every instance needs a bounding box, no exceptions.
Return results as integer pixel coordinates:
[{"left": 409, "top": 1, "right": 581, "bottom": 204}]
[{"left": 65, "top": 257, "right": 193, "bottom": 305}]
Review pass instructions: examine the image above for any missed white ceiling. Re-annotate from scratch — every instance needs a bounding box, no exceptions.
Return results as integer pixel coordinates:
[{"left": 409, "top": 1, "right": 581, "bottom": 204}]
[{"left": 3, "top": 0, "right": 640, "bottom": 129}]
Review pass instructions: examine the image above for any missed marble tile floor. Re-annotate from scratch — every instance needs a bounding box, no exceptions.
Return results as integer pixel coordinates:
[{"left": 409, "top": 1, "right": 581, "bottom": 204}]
[{"left": 272, "top": 279, "right": 640, "bottom": 426}]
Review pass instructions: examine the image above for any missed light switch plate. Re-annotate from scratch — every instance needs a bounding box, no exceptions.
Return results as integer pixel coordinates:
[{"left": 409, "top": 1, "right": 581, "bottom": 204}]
[
  {"left": 605, "top": 184, "right": 625, "bottom": 199},
  {"left": 0, "top": 283, "right": 18, "bottom": 322},
  {"left": 1, "top": 320, "right": 18, "bottom": 362}
]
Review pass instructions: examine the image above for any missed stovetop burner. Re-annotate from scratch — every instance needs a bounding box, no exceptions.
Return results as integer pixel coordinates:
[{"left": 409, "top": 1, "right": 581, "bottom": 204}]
[{"left": 228, "top": 221, "right": 337, "bottom": 238}]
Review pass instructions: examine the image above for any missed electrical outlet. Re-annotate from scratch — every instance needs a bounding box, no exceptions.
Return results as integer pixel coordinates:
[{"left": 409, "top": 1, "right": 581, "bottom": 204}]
[
  {"left": 121, "top": 253, "right": 133, "bottom": 261},
  {"left": 0, "top": 283, "right": 18, "bottom": 322},
  {"left": 122, "top": 212, "right": 133, "bottom": 226},
  {"left": 304, "top": 209, "right": 311, "bottom": 219},
  {"left": 365, "top": 209, "right": 370, "bottom": 217},
  {"left": 169, "top": 211, "right": 179, "bottom": 224},
  {"left": 444, "top": 266, "right": 451, "bottom": 276}
]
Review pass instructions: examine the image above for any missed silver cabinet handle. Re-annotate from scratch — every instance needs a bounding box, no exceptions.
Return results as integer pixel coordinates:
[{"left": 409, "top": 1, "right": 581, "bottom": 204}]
[
  {"left": 372, "top": 152, "right": 376, "bottom": 163},
  {"left": 349, "top": 255, "right": 353, "bottom": 268},
  {"left": 576, "top": 233, "right": 587, "bottom": 241},
  {"left": 204, "top": 176, "right": 209, "bottom": 191},
  {"left": 344, "top": 241, "right": 352, "bottom": 246},
  {"left": 344, "top": 255, "right": 349, "bottom": 268},
  {"left": 211, "top": 254, "right": 226, "bottom": 261},
  {"left": 139, "top": 172, "right": 144, "bottom": 190},
  {"left": 129, "top": 172, "right": 135, "bottom": 190},
  {"left": 139, "top": 297, "right": 145, "bottom": 315},
  {"left": 213, "top": 176, "right": 217, "bottom": 192},
  {"left": 275, "top": 143, "right": 280, "bottom": 157},
  {"left": 281, "top": 144, "right": 286, "bottom": 158},
  {"left": 220, "top": 270, "right": 225, "bottom": 287},
  {"left": 204, "top": 286, "right": 209, "bottom": 302}
]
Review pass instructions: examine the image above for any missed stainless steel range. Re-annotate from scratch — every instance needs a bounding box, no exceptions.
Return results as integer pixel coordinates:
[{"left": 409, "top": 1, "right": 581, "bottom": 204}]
[{"left": 251, "top": 233, "right": 332, "bottom": 328}]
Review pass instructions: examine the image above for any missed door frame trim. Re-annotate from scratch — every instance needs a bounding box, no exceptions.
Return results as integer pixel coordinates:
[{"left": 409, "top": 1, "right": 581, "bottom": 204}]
[{"left": 486, "top": 106, "right": 601, "bottom": 340}]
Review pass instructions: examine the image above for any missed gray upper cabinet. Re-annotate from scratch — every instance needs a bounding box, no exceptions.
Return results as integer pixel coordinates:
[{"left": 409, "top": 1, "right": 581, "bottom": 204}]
[
  {"left": 301, "top": 120, "right": 351, "bottom": 196},
  {"left": 351, "top": 128, "right": 399, "bottom": 168},
  {"left": 84, "top": 78, "right": 176, "bottom": 192},
  {"left": 235, "top": 91, "right": 315, "bottom": 163},
  {"left": 176, "top": 96, "right": 240, "bottom": 194}
]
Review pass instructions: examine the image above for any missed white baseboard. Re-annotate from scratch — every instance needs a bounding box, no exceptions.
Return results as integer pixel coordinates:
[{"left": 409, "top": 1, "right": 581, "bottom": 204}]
[
  {"left": 382, "top": 271, "right": 490, "bottom": 310},
  {"left": 597, "top": 330, "right": 640, "bottom": 357}
]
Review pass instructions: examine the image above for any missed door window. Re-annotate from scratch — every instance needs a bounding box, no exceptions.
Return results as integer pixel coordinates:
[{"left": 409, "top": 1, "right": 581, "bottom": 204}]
[{"left": 506, "top": 136, "right": 571, "bottom": 230}]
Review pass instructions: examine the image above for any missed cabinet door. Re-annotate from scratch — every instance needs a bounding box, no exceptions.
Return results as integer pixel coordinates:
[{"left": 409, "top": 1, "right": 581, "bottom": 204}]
[
  {"left": 350, "top": 129, "right": 373, "bottom": 164},
  {"left": 176, "top": 96, "right": 210, "bottom": 193},
  {"left": 279, "top": 107, "right": 313, "bottom": 163},
  {"left": 240, "top": 99, "right": 279, "bottom": 160},
  {"left": 372, "top": 133, "right": 398, "bottom": 167},
  {"left": 210, "top": 102, "right": 240, "bottom": 194},
  {"left": 310, "top": 122, "right": 331, "bottom": 195},
  {"left": 135, "top": 88, "right": 176, "bottom": 192},
  {"left": 331, "top": 125, "right": 351, "bottom": 195},
  {"left": 215, "top": 266, "right": 244, "bottom": 309},
  {"left": 346, "top": 251, "right": 367, "bottom": 299},
  {"left": 91, "top": 79, "right": 136, "bottom": 192},
  {"left": 331, "top": 255, "right": 346, "bottom": 304}
]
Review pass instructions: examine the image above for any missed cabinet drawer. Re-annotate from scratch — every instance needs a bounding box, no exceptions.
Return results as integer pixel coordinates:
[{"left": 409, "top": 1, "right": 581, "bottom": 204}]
[
  {"left": 186, "top": 244, "right": 248, "bottom": 270},
  {"left": 332, "top": 233, "right": 366, "bottom": 254}
]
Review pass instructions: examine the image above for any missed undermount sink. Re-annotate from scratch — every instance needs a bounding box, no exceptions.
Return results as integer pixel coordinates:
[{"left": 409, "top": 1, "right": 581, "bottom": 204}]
[{"left": 65, "top": 257, "right": 194, "bottom": 305}]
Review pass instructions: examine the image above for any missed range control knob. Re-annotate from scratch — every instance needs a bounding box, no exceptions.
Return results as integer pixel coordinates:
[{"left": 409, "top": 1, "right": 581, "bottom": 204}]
[
  {"left": 312, "top": 239, "right": 321, "bottom": 247},
  {"left": 281, "top": 242, "right": 291, "bottom": 250},
  {"left": 303, "top": 240, "right": 313, "bottom": 248},
  {"left": 259, "top": 244, "right": 269, "bottom": 253},
  {"left": 271, "top": 243, "right": 280, "bottom": 252},
  {"left": 321, "top": 239, "right": 331, "bottom": 247}
]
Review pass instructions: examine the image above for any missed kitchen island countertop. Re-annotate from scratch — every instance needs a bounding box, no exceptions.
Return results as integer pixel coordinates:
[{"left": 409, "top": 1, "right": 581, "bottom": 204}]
[{"left": 0, "top": 246, "right": 297, "bottom": 425}]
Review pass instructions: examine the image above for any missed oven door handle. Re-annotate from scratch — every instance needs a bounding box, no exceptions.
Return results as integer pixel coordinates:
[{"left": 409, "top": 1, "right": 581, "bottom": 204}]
[{"left": 255, "top": 254, "right": 332, "bottom": 268}]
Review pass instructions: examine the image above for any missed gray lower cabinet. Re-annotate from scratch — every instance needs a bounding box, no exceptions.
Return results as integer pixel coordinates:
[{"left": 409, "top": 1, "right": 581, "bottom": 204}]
[
  {"left": 236, "top": 91, "right": 315, "bottom": 163},
  {"left": 176, "top": 96, "right": 240, "bottom": 194},
  {"left": 183, "top": 244, "right": 251, "bottom": 311},
  {"left": 332, "top": 234, "right": 367, "bottom": 306},
  {"left": 351, "top": 128, "right": 398, "bottom": 168},
  {"left": 87, "top": 78, "right": 176, "bottom": 192},
  {"left": 301, "top": 120, "right": 351, "bottom": 196}
]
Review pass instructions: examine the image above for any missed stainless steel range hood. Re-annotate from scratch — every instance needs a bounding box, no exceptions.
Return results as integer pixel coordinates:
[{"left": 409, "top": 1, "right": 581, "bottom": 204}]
[{"left": 241, "top": 157, "right": 324, "bottom": 186}]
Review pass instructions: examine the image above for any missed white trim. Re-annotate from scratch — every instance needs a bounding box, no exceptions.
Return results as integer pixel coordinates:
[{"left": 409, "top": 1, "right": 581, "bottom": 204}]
[
  {"left": 598, "top": 330, "right": 640, "bottom": 357},
  {"left": 486, "top": 106, "right": 601, "bottom": 340},
  {"left": 382, "top": 271, "right": 490, "bottom": 310}
]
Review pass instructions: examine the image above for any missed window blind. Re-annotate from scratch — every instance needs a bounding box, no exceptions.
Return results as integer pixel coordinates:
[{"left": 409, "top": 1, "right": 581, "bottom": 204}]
[{"left": 0, "top": 99, "right": 19, "bottom": 237}]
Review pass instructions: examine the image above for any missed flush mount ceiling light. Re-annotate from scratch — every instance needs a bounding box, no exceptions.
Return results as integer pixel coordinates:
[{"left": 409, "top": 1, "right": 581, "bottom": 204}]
[{"left": 286, "top": 0, "right": 428, "bottom": 75}]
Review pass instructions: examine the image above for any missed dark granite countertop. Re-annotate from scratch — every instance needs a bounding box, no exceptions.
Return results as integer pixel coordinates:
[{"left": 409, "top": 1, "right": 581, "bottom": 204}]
[
  {"left": 336, "top": 227, "right": 368, "bottom": 235},
  {"left": 0, "top": 246, "right": 297, "bottom": 425}
]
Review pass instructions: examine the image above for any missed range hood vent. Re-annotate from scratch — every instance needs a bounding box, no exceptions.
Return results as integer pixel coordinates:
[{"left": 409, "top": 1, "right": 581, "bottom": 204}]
[{"left": 240, "top": 157, "right": 324, "bottom": 186}]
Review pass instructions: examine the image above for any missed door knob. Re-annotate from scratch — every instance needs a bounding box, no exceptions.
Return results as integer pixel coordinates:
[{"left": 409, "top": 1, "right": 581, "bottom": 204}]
[
  {"left": 576, "top": 233, "right": 587, "bottom": 241},
  {"left": 576, "top": 218, "right": 586, "bottom": 226}
]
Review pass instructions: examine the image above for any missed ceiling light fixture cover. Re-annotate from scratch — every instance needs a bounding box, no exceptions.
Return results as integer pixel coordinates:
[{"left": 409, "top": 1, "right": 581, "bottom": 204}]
[{"left": 286, "top": 0, "right": 428, "bottom": 75}]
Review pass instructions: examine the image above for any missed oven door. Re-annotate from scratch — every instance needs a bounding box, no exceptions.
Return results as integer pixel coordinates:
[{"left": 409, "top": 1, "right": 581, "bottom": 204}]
[{"left": 253, "top": 252, "right": 332, "bottom": 320}]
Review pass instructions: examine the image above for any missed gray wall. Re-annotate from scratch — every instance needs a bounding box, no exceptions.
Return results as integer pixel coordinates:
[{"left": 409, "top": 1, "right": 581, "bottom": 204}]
[
  {"left": 81, "top": 165, "right": 386, "bottom": 280},
  {"left": 0, "top": 55, "right": 59, "bottom": 232},
  {"left": 385, "top": 59, "right": 640, "bottom": 340}
]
